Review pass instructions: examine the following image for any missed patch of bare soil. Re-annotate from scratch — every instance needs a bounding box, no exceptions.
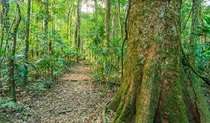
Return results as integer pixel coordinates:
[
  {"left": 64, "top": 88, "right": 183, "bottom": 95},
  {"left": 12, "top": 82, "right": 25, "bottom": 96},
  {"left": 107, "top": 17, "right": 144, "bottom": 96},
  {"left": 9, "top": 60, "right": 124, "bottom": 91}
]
[{"left": 2, "top": 61, "right": 117, "bottom": 123}]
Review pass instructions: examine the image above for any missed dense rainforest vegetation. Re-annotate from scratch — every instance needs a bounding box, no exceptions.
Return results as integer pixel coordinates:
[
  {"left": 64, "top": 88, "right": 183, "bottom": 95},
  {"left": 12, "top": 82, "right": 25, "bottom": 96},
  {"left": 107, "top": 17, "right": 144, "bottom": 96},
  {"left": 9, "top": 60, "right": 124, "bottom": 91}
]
[{"left": 0, "top": 0, "right": 210, "bottom": 122}]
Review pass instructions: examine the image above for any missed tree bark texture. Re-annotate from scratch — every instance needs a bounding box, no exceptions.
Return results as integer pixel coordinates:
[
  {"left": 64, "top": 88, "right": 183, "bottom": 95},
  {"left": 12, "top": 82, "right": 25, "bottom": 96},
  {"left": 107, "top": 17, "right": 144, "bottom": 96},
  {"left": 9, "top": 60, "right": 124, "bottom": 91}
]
[
  {"left": 189, "top": 0, "right": 200, "bottom": 65},
  {"left": 23, "top": 0, "right": 31, "bottom": 86},
  {"left": 9, "top": 0, "right": 21, "bottom": 102},
  {"left": 0, "top": 0, "right": 10, "bottom": 48},
  {"left": 0, "top": 0, "right": 10, "bottom": 94},
  {"left": 74, "top": 0, "right": 82, "bottom": 63},
  {"left": 105, "top": 0, "right": 111, "bottom": 46},
  {"left": 44, "top": 0, "right": 49, "bottom": 53},
  {"left": 107, "top": 1, "right": 210, "bottom": 123}
]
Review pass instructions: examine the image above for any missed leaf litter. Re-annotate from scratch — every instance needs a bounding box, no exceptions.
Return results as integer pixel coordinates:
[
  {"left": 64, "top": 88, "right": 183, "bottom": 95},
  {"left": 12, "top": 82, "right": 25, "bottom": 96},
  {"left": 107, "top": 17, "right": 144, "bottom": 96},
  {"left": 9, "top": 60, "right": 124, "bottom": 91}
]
[{"left": 1, "top": 61, "right": 117, "bottom": 123}]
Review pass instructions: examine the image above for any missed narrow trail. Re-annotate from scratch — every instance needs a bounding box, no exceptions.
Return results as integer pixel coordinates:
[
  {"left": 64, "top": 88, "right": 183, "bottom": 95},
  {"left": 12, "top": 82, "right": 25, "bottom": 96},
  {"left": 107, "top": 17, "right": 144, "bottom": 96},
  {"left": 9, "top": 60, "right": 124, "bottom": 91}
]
[{"left": 20, "top": 61, "right": 116, "bottom": 123}]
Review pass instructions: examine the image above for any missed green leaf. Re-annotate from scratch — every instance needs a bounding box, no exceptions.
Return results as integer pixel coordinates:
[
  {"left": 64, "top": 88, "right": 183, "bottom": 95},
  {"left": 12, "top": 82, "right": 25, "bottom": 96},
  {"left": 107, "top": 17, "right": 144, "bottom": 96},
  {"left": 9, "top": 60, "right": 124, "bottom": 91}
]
[
  {"left": 105, "top": 66, "right": 110, "bottom": 73},
  {"left": 204, "top": 16, "right": 210, "bottom": 25},
  {"left": 1, "top": 101, "right": 16, "bottom": 109}
]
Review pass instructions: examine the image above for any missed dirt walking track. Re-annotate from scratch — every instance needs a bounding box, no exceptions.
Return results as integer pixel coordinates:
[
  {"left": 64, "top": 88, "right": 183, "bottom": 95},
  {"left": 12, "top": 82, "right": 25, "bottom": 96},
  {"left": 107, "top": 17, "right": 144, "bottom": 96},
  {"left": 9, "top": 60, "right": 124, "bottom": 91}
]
[{"left": 17, "top": 61, "right": 115, "bottom": 123}]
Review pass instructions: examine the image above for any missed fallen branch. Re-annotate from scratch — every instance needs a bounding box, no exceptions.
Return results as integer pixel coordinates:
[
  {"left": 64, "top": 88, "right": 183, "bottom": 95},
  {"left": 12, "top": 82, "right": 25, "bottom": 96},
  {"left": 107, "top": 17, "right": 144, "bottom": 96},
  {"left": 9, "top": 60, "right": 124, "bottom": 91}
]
[
  {"left": 57, "top": 109, "right": 80, "bottom": 114},
  {"left": 58, "top": 109, "right": 74, "bottom": 114}
]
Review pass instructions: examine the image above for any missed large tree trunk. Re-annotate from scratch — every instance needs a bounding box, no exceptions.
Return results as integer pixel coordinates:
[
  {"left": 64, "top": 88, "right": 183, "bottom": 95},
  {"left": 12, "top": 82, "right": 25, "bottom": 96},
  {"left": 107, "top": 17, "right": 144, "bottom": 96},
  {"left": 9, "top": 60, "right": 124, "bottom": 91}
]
[{"left": 107, "top": 1, "right": 210, "bottom": 123}]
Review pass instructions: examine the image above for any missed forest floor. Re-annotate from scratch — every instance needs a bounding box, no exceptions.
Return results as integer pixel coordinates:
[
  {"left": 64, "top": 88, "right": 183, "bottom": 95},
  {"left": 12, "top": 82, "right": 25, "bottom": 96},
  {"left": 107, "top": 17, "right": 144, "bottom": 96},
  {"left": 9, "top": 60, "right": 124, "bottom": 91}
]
[{"left": 1, "top": 61, "right": 117, "bottom": 123}]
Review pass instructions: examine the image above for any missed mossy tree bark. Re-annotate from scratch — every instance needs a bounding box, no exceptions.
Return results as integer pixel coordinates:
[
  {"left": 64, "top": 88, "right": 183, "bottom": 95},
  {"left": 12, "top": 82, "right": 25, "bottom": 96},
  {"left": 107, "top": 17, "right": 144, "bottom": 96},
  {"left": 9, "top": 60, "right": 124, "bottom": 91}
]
[
  {"left": 189, "top": 0, "right": 200, "bottom": 64},
  {"left": 107, "top": 0, "right": 210, "bottom": 123},
  {"left": 0, "top": 0, "right": 10, "bottom": 48},
  {"left": 0, "top": 0, "right": 10, "bottom": 94},
  {"left": 182, "top": 0, "right": 210, "bottom": 122}
]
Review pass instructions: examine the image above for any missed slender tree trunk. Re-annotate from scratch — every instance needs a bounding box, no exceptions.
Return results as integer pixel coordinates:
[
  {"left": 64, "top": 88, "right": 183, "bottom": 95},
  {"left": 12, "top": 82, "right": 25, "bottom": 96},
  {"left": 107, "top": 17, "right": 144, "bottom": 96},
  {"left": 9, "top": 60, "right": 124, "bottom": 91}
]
[
  {"left": 198, "top": 3, "right": 206, "bottom": 44},
  {"left": 0, "top": 0, "right": 10, "bottom": 93},
  {"left": 181, "top": 1, "right": 210, "bottom": 122},
  {"left": 1, "top": 0, "right": 10, "bottom": 48},
  {"left": 49, "top": 1, "right": 55, "bottom": 80},
  {"left": 67, "top": 9, "right": 70, "bottom": 41},
  {"left": 71, "top": 9, "right": 75, "bottom": 46},
  {"left": 0, "top": 12, "right": 2, "bottom": 92},
  {"left": 36, "top": 17, "right": 39, "bottom": 57},
  {"left": 1, "top": 0, "right": 10, "bottom": 51},
  {"left": 107, "top": 1, "right": 210, "bottom": 123},
  {"left": 23, "top": 0, "right": 31, "bottom": 87},
  {"left": 0, "top": 16, "right": 4, "bottom": 48},
  {"left": 44, "top": 0, "right": 49, "bottom": 54},
  {"left": 9, "top": 0, "right": 21, "bottom": 102},
  {"left": 68, "top": 6, "right": 73, "bottom": 46},
  {"left": 66, "top": 0, "right": 69, "bottom": 41},
  {"left": 30, "top": 0, "right": 34, "bottom": 59},
  {"left": 74, "top": 0, "right": 82, "bottom": 63},
  {"left": 117, "top": 0, "right": 123, "bottom": 39},
  {"left": 104, "top": 0, "right": 111, "bottom": 77},
  {"left": 105, "top": 0, "right": 111, "bottom": 46},
  {"left": 189, "top": 0, "right": 200, "bottom": 62},
  {"left": 94, "top": 0, "right": 98, "bottom": 20},
  {"left": 1, "top": 1, "right": 11, "bottom": 94},
  {"left": 121, "top": 0, "right": 129, "bottom": 79},
  {"left": 43, "top": 0, "right": 49, "bottom": 77},
  {"left": 112, "top": 5, "right": 117, "bottom": 40}
]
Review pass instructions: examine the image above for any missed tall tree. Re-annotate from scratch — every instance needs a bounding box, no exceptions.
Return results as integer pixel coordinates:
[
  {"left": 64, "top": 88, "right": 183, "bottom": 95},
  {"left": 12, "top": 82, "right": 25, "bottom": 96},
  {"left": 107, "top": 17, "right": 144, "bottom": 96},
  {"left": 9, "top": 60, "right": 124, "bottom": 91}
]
[
  {"left": 189, "top": 0, "right": 200, "bottom": 63},
  {"left": 117, "top": 0, "right": 122, "bottom": 38},
  {"left": 94, "top": 0, "right": 98, "bottom": 20},
  {"left": 0, "top": 0, "right": 10, "bottom": 94},
  {"left": 180, "top": 1, "right": 210, "bottom": 122},
  {"left": 9, "top": 0, "right": 21, "bottom": 102},
  {"left": 23, "top": 0, "right": 31, "bottom": 86},
  {"left": 105, "top": 0, "right": 111, "bottom": 46},
  {"left": 107, "top": 1, "right": 210, "bottom": 123},
  {"left": 74, "top": 0, "right": 82, "bottom": 63},
  {"left": 0, "top": 0, "right": 10, "bottom": 48},
  {"left": 49, "top": 0, "right": 54, "bottom": 79},
  {"left": 112, "top": 5, "right": 117, "bottom": 39},
  {"left": 44, "top": 0, "right": 49, "bottom": 53}
]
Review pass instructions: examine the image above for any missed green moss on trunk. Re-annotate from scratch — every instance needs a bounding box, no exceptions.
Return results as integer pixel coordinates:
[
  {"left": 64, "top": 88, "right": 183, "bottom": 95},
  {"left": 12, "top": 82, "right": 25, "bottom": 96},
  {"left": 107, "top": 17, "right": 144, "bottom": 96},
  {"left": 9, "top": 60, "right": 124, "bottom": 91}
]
[{"left": 107, "top": 0, "right": 210, "bottom": 123}]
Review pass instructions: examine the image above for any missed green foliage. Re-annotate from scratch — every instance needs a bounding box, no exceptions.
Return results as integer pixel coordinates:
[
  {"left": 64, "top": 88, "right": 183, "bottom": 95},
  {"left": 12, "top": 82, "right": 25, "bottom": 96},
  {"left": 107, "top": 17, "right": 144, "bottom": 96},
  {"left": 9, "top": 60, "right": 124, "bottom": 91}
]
[
  {"left": 196, "top": 16, "right": 210, "bottom": 74},
  {"left": 196, "top": 43, "right": 210, "bottom": 69},
  {"left": 89, "top": 37, "right": 124, "bottom": 80},
  {"left": 1, "top": 101, "right": 16, "bottom": 109},
  {"left": 0, "top": 0, "right": 126, "bottom": 103},
  {"left": 0, "top": 97, "right": 24, "bottom": 112},
  {"left": 199, "top": 16, "right": 210, "bottom": 34},
  {"left": 26, "top": 77, "right": 52, "bottom": 92}
]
